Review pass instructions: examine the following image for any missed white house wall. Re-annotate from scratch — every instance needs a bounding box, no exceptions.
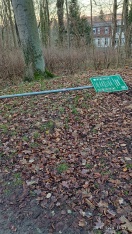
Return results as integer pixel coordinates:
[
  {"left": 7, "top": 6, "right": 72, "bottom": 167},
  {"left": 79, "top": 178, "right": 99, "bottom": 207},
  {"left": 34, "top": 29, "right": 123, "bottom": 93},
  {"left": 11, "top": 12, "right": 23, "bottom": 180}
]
[
  {"left": 94, "top": 37, "right": 111, "bottom": 47},
  {"left": 94, "top": 34, "right": 125, "bottom": 47}
]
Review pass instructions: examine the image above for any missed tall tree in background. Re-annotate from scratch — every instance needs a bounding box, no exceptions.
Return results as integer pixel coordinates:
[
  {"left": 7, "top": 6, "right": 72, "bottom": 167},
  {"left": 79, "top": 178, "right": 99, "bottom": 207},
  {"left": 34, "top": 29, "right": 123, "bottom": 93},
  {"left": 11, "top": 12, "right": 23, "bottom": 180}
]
[
  {"left": 40, "top": 0, "right": 50, "bottom": 47},
  {"left": 56, "top": 0, "right": 65, "bottom": 45},
  {"left": 90, "top": 0, "right": 93, "bottom": 45},
  {"left": 124, "top": 0, "right": 132, "bottom": 58},
  {"left": 69, "top": 0, "right": 91, "bottom": 46},
  {"left": 99, "top": 9, "right": 105, "bottom": 20},
  {"left": 65, "top": 0, "right": 71, "bottom": 49},
  {"left": 12, "top": 0, "right": 45, "bottom": 80},
  {"left": 128, "top": 2, "right": 132, "bottom": 57},
  {"left": 128, "top": 3, "right": 132, "bottom": 23},
  {"left": 112, "top": 0, "right": 117, "bottom": 48},
  {"left": 69, "top": 0, "right": 80, "bottom": 45},
  {"left": 0, "top": 0, "right": 17, "bottom": 48},
  {"left": 3, "top": 0, "right": 17, "bottom": 47},
  {"left": 124, "top": 0, "right": 131, "bottom": 58}
]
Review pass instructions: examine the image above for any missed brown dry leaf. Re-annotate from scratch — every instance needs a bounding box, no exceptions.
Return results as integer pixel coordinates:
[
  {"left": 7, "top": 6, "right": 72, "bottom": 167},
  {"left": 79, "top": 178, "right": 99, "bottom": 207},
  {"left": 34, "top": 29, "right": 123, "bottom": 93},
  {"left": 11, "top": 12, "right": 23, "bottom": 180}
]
[
  {"left": 120, "top": 144, "right": 126, "bottom": 147},
  {"left": 94, "top": 123, "right": 103, "bottom": 130},
  {"left": 98, "top": 200, "right": 108, "bottom": 208},
  {"left": 107, "top": 209, "right": 116, "bottom": 217},
  {"left": 85, "top": 198, "right": 95, "bottom": 209},
  {"left": 46, "top": 193, "right": 52, "bottom": 199},
  {"left": 23, "top": 150, "right": 32, "bottom": 154},
  {"left": 20, "top": 158, "right": 27, "bottom": 164},
  {"left": 76, "top": 108, "right": 83, "bottom": 114},
  {"left": 125, "top": 104, "right": 132, "bottom": 109},
  {"left": 124, "top": 157, "right": 131, "bottom": 161},
  {"left": 26, "top": 180, "right": 37, "bottom": 186},
  {"left": 29, "top": 158, "right": 35, "bottom": 163},
  {"left": 123, "top": 167, "right": 128, "bottom": 172},
  {"left": 118, "top": 198, "right": 124, "bottom": 205},
  {"left": 109, "top": 179, "right": 121, "bottom": 185},
  {"left": 119, "top": 216, "right": 132, "bottom": 232},
  {"left": 79, "top": 209, "right": 86, "bottom": 217},
  {"left": 61, "top": 210, "right": 66, "bottom": 215},
  {"left": 94, "top": 217, "right": 104, "bottom": 230},
  {"left": 78, "top": 219, "right": 87, "bottom": 227},
  {"left": 10, "top": 225, "right": 17, "bottom": 232},
  {"left": 56, "top": 137, "right": 60, "bottom": 142},
  {"left": 81, "top": 169, "right": 88, "bottom": 174},
  {"left": 83, "top": 182, "right": 89, "bottom": 188},
  {"left": 94, "top": 173, "right": 101, "bottom": 178},
  {"left": 62, "top": 181, "right": 69, "bottom": 188},
  {"left": 82, "top": 159, "right": 87, "bottom": 166}
]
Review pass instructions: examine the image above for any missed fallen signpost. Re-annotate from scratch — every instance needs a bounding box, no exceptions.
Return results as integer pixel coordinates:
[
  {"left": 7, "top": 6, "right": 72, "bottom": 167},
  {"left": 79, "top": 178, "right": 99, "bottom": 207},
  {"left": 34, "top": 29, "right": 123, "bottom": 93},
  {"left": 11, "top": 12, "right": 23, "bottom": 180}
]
[{"left": 0, "top": 74, "right": 128, "bottom": 99}]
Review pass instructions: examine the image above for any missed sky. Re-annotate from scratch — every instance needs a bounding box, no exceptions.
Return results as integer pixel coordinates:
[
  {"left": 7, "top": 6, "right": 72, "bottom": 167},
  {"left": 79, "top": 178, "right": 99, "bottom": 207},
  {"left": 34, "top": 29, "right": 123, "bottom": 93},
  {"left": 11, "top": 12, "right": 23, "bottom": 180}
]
[
  {"left": 78, "top": 0, "right": 102, "bottom": 15},
  {"left": 78, "top": 0, "right": 123, "bottom": 16}
]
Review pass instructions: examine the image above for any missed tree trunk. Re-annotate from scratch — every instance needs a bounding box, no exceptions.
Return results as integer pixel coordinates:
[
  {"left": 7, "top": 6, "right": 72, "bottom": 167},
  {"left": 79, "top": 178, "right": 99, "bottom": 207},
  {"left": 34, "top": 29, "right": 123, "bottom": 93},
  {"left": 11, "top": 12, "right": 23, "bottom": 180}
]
[
  {"left": 12, "top": 0, "right": 45, "bottom": 80},
  {"left": 56, "top": 0, "right": 65, "bottom": 45},
  {"left": 6, "top": 0, "right": 17, "bottom": 47},
  {"left": 124, "top": 0, "right": 132, "bottom": 58},
  {"left": 116, "top": 7, "right": 124, "bottom": 67},
  {"left": 90, "top": 0, "right": 94, "bottom": 47},
  {"left": 40, "top": 0, "right": 50, "bottom": 47},
  {"left": 112, "top": 0, "right": 117, "bottom": 48},
  {"left": 45, "top": 0, "right": 50, "bottom": 46},
  {"left": 65, "top": 0, "right": 71, "bottom": 49}
]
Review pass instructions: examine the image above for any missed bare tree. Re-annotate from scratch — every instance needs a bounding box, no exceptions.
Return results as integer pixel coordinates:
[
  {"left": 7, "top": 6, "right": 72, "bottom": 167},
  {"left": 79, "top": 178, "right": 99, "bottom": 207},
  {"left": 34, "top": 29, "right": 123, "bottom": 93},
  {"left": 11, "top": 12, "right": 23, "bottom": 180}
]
[
  {"left": 124, "top": 0, "right": 132, "bottom": 58},
  {"left": 12, "top": 0, "right": 45, "bottom": 80},
  {"left": 56, "top": 0, "right": 65, "bottom": 45},
  {"left": 65, "top": 0, "right": 71, "bottom": 49},
  {"left": 39, "top": 0, "right": 50, "bottom": 47},
  {"left": 112, "top": 0, "right": 117, "bottom": 47}
]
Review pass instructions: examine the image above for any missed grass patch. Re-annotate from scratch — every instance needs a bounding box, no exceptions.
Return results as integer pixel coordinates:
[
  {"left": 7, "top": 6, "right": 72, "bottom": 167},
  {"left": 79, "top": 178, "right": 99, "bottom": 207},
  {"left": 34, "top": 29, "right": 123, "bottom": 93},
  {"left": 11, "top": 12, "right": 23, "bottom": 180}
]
[
  {"left": 33, "top": 131, "right": 40, "bottom": 139},
  {"left": 64, "top": 117, "right": 69, "bottom": 129},
  {"left": 39, "top": 120, "right": 55, "bottom": 132},
  {"left": 126, "top": 163, "right": 132, "bottom": 169},
  {"left": 22, "top": 136, "right": 29, "bottom": 142},
  {"left": 72, "top": 107, "right": 78, "bottom": 115},
  {"left": 13, "top": 173, "right": 23, "bottom": 186},
  {"left": 30, "top": 142, "right": 39, "bottom": 148},
  {"left": 57, "top": 163, "right": 69, "bottom": 173},
  {"left": 0, "top": 124, "right": 8, "bottom": 133},
  {"left": 85, "top": 163, "right": 93, "bottom": 169}
]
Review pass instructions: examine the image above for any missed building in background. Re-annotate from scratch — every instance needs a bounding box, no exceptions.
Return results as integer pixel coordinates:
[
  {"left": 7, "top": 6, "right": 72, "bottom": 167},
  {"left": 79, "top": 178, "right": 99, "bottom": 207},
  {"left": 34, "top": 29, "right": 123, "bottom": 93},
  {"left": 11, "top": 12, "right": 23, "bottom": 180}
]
[{"left": 88, "top": 14, "right": 125, "bottom": 47}]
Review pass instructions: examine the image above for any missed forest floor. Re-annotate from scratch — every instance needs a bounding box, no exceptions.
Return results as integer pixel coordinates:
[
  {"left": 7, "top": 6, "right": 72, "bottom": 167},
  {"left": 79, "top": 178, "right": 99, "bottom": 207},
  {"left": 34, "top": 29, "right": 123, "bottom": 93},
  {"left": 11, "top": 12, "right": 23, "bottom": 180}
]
[{"left": 0, "top": 68, "right": 132, "bottom": 234}]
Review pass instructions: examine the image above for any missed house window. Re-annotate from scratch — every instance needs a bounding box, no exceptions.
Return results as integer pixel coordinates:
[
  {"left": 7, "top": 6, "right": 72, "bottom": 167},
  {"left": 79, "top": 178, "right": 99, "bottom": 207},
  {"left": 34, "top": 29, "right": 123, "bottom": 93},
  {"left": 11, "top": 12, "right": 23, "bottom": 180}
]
[
  {"left": 93, "top": 28, "right": 96, "bottom": 34},
  {"left": 105, "top": 27, "right": 108, "bottom": 34},
  {"left": 105, "top": 38, "right": 108, "bottom": 46},
  {"left": 115, "top": 39, "right": 118, "bottom": 46},
  {"left": 116, "top": 26, "right": 121, "bottom": 33},
  {"left": 98, "top": 38, "right": 101, "bottom": 46},
  {"left": 97, "top": 27, "right": 100, "bottom": 34},
  {"left": 121, "top": 38, "right": 125, "bottom": 45}
]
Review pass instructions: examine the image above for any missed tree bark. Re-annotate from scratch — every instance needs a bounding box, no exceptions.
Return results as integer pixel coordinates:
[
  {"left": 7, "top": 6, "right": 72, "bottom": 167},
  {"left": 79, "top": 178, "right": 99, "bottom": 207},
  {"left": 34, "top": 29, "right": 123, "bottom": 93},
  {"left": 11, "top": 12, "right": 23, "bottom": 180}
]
[
  {"left": 40, "top": 0, "right": 50, "bottom": 47},
  {"left": 124, "top": 0, "right": 132, "bottom": 58},
  {"left": 112, "top": 0, "right": 117, "bottom": 48},
  {"left": 56, "top": 0, "right": 65, "bottom": 45},
  {"left": 65, "top": 0, "right": 71, "bottom": 49},
  {"left": 12, "top": 0, "right": 45, "bottom": 80}
]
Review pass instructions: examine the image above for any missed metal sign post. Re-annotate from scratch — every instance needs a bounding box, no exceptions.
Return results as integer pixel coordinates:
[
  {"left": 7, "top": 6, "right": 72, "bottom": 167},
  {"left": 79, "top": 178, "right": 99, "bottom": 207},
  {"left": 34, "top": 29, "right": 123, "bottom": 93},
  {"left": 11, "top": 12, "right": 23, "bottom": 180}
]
[{"left": 0, "top": 75, "right": 128, "bottom": 99}]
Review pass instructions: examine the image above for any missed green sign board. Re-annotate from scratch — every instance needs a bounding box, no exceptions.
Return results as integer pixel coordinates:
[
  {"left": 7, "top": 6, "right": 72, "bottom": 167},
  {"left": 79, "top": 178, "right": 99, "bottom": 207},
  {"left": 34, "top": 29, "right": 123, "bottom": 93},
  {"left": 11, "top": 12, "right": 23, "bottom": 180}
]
[{"left": 90, "top": 75, "right": 128, "bottom": 93}]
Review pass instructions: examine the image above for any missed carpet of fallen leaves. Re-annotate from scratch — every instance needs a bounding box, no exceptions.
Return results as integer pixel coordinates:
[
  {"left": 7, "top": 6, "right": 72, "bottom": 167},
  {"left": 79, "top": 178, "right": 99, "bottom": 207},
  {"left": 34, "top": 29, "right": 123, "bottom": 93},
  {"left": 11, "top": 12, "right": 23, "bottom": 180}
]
[{"left": 0, "top": 68, "right": 132, "bottom": 234}]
